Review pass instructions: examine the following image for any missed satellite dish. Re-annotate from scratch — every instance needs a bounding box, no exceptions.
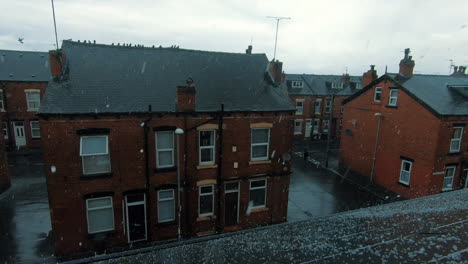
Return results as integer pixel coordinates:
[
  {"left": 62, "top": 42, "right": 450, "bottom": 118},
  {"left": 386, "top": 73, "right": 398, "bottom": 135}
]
[{"left": 281, "top": 152, "right": 291, "bottom": 162}]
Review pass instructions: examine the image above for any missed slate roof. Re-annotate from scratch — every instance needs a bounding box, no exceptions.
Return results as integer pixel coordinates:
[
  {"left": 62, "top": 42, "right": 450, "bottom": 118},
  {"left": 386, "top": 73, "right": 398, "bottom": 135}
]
[
  {"left": 344, "top": 73, "right": 468, "bottom": 116},
  {"left": 39, "top": 40, "right": 294, "bottom": 115},
  {"left": 285, "top": 73, "right": 362, "bottom": 96},
  {"left": 0, "top": 50, "right": 50, "bottom": 82}
]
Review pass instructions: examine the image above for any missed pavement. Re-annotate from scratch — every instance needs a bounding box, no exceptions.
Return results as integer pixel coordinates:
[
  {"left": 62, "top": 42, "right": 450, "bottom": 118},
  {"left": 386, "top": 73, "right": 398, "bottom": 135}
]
[
  {"left": 0, "top": 150, "right": 54, "bottom": 264},
  {"left": 92, "top": 188, "right": 468, "bottom": 264}
]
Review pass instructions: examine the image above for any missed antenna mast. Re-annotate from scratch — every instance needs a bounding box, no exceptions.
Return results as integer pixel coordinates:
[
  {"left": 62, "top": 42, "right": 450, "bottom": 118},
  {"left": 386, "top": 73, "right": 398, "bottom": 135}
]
[
  {"left": 267, "top": 16, "right": 290, "bottom": 60},
  {"left": 51, "top": 0, "right": 59, "bottom": 50}
]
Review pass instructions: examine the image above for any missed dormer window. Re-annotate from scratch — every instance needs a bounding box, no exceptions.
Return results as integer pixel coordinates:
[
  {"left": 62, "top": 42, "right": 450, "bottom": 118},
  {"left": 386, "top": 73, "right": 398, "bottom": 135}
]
[
  {"left": 331, "top": 82, "right": 343, "bottom": 89},
  {"left": 292, "top": 81, "right": 303, "bottom": 88},
  {"left": 355, "top": 83, "right": 362, "bottom": 89},
  {"left": 374, "top": 87, "right": 382, "bottom": 102}
]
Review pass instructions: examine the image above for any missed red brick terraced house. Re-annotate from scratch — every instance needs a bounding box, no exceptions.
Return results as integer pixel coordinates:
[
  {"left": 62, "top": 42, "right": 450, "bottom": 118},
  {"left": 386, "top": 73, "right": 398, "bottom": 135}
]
[
  {"left": 0, "top": 50, "right": 49, "bottom": 149},
  {"left": 284, "top": 73, "right": 363, "bottom": 140},
  {"left": 0, "top": 131, "right": 9, "bottom": 193},
  {"left": 38, "top": 40, "right": 295, "bottom": 257},
  {"left": 340, "top": 49, "right": 468, "bottom": 199}
]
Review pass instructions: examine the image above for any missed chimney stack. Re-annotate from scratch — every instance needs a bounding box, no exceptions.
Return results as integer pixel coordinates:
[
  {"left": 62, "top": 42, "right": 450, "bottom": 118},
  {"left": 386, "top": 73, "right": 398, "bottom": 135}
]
[
  {"left": 399, "top": 48, "right": 415, "bottom": 76},
  {"left": 176, "top": 78, "right": 196, "bottom": 112},
  {"left": 268, "top": 60, "right": 283, "bottom": 83},
  {"left": 246, "top": 45, "right": 252, "bottom": 54},
  {"left": 362, "top": 65, "right": 378, "bottom": 88},
  {"left": 341, "top": 73, "right": 351, "bottom": 85},
  {"left": 451, "top": 65, "right": 467, "bottom": 76},
  {"left": 49, "top": 50, "right": 65, "bottom": 78}
]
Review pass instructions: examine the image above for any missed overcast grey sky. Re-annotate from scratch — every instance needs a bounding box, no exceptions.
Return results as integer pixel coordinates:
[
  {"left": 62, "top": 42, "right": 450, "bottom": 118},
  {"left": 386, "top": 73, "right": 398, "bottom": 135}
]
[{"left": 1, "top": 0, "right": 467, "bottom": 76}]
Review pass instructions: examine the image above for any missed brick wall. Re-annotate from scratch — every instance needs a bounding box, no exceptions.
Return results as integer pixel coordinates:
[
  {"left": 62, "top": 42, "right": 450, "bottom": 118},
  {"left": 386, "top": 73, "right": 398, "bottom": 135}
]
[
  {"left": 1, "top": 81, "right": 47, "bottom": 149},
  {"left": 0, "top": 133, "right": 10, "bottom": 193},
  {"left": 340, "top": 79, "right": 466, "bottom": 198},
  {"left": 41, "top": 112, "right": 293, "bottom": 256}
]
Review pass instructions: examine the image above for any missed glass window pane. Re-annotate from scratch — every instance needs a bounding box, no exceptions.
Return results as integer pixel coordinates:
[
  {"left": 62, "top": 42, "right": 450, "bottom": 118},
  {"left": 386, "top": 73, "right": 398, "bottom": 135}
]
[
  {"left": 250, "top": 189, "right": 265, "bottom": 207},
  {"left": 225, "top": 182, "right": 238, "bottom": 191},
  {"left": 81, "top": 136, "right": 107, "bottom": 155},
  {"left": 390, "top": 90, "right": 398, "bottom": 97},
  {"left": 400, "top": 171, "right": 409, "bottom": 183},
  {"left": 28, "top": 92, "right": 40, "bottom": 101},
  {"left": 200, "top": 185, "right": 213, "bottom": 194},
  {"left": 157, "top": 131, "right": 173, "bottom": 149},
  {"left": 88, "top": 207, "right": 113, "bottom": 233},
  {"left": 403, "top": 162, "right": 411, "bottom": 171},
  {"left": 200, "top": 148, "right": 213, "bottom": 162},
  {"left": 200, "top": 131, "right": 214, "bottom": 146},
  {"left": 158, "top": 150, "right": 173, "bottom": 167},
  {"left": 453, "top": 128, "right": 462, "bottom": 139},
  {"left": 159, "top": 190, "right": 174, "bottom": 200},
  {"left": 158, "top": 199, "right": 175, "bottom": 222},
  {"left": 126, "top": 193, "right": 144, "bottom": 203},
  {"left": 451, "top": 140, "right": 460, "bottom": 151},
  {"left": 252, "top": 129, "right": 268, "bottom": 144},
  {"left": 252, "top": 145, "right": 267, "bottom": 158},
  {"left": 88, "top": 197, "right": 112, "bottom": 208},
  {"left": 83, "top": 154, "right": 111, "bottom": 174},
  {"left": 251, "top": 180, "right": 266, "bottom": 188},
  {"left": 200, "top": 195, "right": 213, "bottom": 215}
]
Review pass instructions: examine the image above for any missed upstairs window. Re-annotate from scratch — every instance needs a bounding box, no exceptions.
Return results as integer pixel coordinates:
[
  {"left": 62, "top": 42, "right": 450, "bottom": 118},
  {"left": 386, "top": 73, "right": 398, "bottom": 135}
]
[
  {"left": 30, "top": 121, "right": 40, "bottom": 138},
  {"left": 374, "top": 87, "right": 382, "bottom": 102},
  {"left": 388, "top": 89, "right": 398, "bottom": 106},
  {"left": 331, "top": 82, "right": 343, "bottom": 89},
  {"left": 199, "top": 185, "right": 214, "bottom": 217},
  {"left": 86, "top": 197, "right": 114, "bottom": 234},
  {"left": 292, "top": 81, "right": 303, "bottom": 88},
  {"left": 295, "top": 100, "right": 304, "bottom": 115},
  {"left": 399, "top": 160, "right": 412, "bottom": 185},
  {"left": 2, "top": 122, "right": 7, "bottom": 139},
  {"left": 156, "top": 131, "right": 174, "bottom": 168},
  {"left": 314, "top": 100, "right": 321, "bottom": 114},
  {"left": 443, "top": 166, "right": 456, "bottom": 191},
  {"left": 325, "top": 100, "right": 332, "bottom": 113},
  {"left": 25, "top": 90, "right": 40, "bottom": 111},
  {"left": 199, "top": 130, "right": 215, "bottom": 165},
  {"left": 450, "top": 127, "right": 463, "bottom": 153},
  {"left": 0, "top": 89, "right": 4, "bottom": 110},
  {"left": 251, "top": 128, "right": 270, "bottom": 161},
  {"left": 294, "top": 120, "right": 303, "bottom": 134},
  {"left": 80, "top": 136, "right": 111, "bottom": 175},
  {"left": 249, "top": 179, "right": 267, "bottom": 209}
]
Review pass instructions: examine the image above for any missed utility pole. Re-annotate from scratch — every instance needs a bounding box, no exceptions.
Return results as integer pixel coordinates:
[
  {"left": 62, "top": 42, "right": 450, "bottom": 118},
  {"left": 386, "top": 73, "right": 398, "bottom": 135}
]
[{"left": 267, "top": 16, "right": 291, "bottom": 60}]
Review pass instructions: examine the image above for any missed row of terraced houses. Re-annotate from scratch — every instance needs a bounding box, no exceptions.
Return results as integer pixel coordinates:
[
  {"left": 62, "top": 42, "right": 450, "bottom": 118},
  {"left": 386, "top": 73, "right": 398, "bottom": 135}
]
[{"left": 1, "top": 42, "right": 467, "bottom": 258}]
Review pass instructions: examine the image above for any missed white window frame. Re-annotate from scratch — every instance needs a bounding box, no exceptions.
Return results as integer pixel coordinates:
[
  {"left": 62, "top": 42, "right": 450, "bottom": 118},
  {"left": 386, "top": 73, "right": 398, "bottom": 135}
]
[
  {"left": 156, "top": 131, "right": 174, "bottom": 168},
  {"left": 374, "top": 87, "right": 382, "bottom": 102},
  {"left": 2, "top": 122, "right": 7, "bottom": 139},
  {"left": 30, "top": 121, "right": 40, "bottom": 138},
  {"left": 443, "top": 166, "right": 456, "bottom": 191},
  {"left": 314, "top": 99, "right": 322, "bottom": 114},
  {"left": 449, "top": 127, "right": 463, "bottom": 153},
  {"left": 157, "top": 189, "right": 175, "bottom": 223},
  {"left": 25, "top": 89, "right": 40, "bottom": 111},
  {"left": 86, "top": 196, "right": 115, "bottom": 234},
  {"left": 199, "top": 130, "right": 216, "bottom": 165},
  {"left": 388, "top": 89, "right": 398, "bottom": 106},
  {"left": 356, "top": 83, "right": 362, "bottom": 89},
  {"left": 399, "top": 160, "right": 412, "bottom": 185},
  {"left": 250, "top": 128, "right": 270, "bottom": 161},
  {"left": 331, "top": 82, "right": 343, "bottom": 89},
  {"left": 198, "top": 185, "right": 214, "bottom": 217},
  {"left": 0, "top": 89, "right": 4, "bottom": 111},
  {"left": 294, "top": 120, "right": 303, "bottom": 134},
  {"left": 322, "top": 120, "right": 330, "bottom": 133},
  {"left": 325, "top": 99, "right": 332, "bottom": 113},
  {"left": 295, "top": 100, "right": 304, "bottom": 115},
  {"left": 249, "top": 179, "right": 267, "bottom": 209},
  {"left": 79, "top": 135, "right": 111, "bottom": 175},
  {"left": 292, "top": 81, "right": 303, "bottom": 88}
]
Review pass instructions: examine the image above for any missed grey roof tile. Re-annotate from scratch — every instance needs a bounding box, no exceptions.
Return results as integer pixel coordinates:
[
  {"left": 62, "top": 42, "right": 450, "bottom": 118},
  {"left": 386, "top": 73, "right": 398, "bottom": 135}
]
[
  {"left": 0, "top": 50, "right": 50, "bottom": 82},
  {"left": 39, "top": 41, "right": 294, "bottom": 114}
]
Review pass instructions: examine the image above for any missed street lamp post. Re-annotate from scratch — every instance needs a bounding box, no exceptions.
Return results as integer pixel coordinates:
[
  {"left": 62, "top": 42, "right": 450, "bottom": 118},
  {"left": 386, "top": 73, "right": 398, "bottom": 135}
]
[{"left": 175, "top": 128, "right": 184, "bottom": 240}]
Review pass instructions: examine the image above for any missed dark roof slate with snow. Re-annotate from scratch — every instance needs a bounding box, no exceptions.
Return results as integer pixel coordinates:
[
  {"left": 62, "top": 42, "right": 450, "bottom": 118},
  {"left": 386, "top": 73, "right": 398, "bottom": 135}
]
[
  {"left": 285, "top": 73, "right": 362, "bottom": 96},
  {"left": 0, "top": 50, "right": 50, "bottom": 82},
  {"left": 39, "top": 40, "right": 294, "bottom": 115},
  {"left": 92, "top": 189, "right": 467, "bottom": 264}
]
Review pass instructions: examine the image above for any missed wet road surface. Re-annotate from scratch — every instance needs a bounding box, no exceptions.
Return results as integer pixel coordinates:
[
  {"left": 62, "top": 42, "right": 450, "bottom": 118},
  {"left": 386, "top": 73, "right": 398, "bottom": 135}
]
[{"left": 0, "top": 151, "right": 54, "bottom": 264}]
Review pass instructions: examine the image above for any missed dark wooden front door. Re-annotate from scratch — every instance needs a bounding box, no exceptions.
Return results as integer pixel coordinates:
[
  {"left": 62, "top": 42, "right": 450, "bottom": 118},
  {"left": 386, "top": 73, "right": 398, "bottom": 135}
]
[
  {"left": 126, "top": 193, "right": 147, "bottom": 242},
  {"left": 224, "top": 182, "right": 239, "bottom": 226}
]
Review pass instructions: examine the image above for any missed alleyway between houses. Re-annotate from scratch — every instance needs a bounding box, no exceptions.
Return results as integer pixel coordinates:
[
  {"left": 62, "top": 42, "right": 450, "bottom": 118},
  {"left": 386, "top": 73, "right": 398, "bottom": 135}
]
[{"left": 0, "top": 143, "right": 408, "bottom": 263}]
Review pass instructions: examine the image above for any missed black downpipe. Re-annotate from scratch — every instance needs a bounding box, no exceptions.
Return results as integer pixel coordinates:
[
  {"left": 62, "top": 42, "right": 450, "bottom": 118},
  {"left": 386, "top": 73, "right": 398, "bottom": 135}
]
[
  {"left": 0, "top": 82, "right": 13, "bottom": 150},
  {"left": 143, "top": 105, "right": 152, "bottom": 241},
  {"left": 216, "top": 104, "right": 224, "bottom": 233},
  {"left": 183, "top": 115, "right": 190, "bottom": 236}
]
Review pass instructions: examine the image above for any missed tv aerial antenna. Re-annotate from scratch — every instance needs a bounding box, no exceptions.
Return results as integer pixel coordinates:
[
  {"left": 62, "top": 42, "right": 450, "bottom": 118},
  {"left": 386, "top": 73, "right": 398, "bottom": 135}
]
[{"left": 267, "top": 16, "right": 291, "bottom": 60}]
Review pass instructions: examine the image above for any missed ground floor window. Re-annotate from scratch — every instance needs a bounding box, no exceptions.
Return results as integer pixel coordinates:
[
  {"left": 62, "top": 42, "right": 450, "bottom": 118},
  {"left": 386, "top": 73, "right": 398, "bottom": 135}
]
[
  {"left": 2, "top": 122, "right": 7, "bottom": 139},
  {"left": 249, "top": 179, "right": 267, "bottom": 208},
  {"left": 158, "top": 189, "right": 175, "bottom": 223},
  {"left": 199, "top": 185, "right": 214, "bottom": 217},
  {"left": 86, "top": 197, "right": 114, "bottom": 234},
  {"left": 443, "top": 166, "right": 456, "bottom": 191}
]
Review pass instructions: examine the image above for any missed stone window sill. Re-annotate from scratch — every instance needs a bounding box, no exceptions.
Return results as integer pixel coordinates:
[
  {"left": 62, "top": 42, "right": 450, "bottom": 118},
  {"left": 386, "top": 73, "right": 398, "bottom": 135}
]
[
  {"left": 249, "top": 160, "right": 271, "bottom": 165},
  {"left": 197, "top": 215, "right": 216, "bottom": 222},
  {"left": 250, "top": 207, "right": 268, "bottom": 213},
  {"left": 196, "top": 164, "right": 218, "bottom": 170},
  {"left": 397, "top": 181, "right": 410, "bottom": 187}
]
